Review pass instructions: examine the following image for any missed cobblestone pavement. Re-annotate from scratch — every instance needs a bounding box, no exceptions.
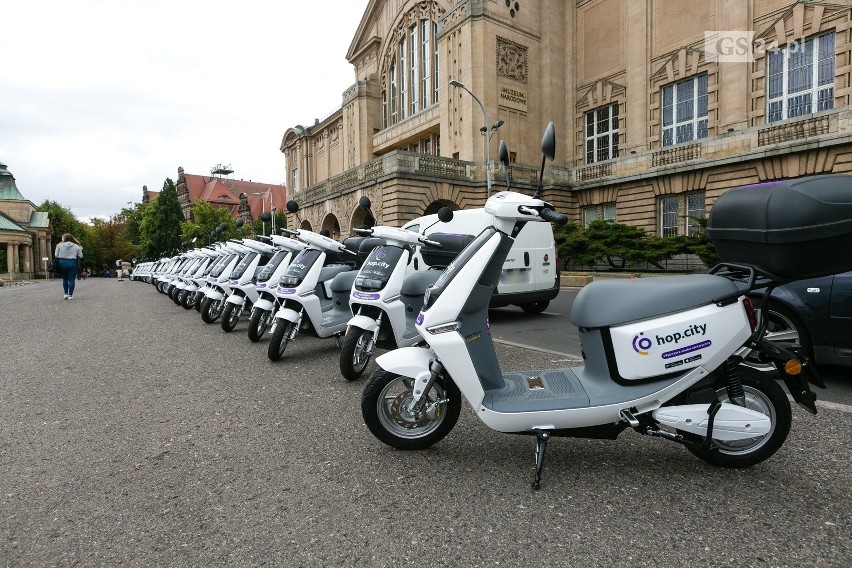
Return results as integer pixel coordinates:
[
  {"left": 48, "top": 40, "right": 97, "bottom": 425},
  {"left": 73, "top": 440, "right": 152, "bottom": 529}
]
[{"left": 1, "top": 278, "right": 850, "bottom": 567}]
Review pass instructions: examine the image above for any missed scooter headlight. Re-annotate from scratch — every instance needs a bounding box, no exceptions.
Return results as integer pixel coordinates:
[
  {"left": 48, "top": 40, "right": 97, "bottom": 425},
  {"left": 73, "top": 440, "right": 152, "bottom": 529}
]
[
  {"left": 355, "top": 276, "right": 384, "bottom": 291},
  {"left": 279, "top": 276, "right": 300, "bottom": 287}
]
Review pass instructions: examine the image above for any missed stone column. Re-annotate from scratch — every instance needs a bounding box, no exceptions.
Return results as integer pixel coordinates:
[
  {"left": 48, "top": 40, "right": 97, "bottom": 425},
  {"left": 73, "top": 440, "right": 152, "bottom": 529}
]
[
  {"left": 10, "top": 243, "right": 19, "bottom": 275},
  {"left": 22, "top": 244, "right": 31, "bottom": 273}
]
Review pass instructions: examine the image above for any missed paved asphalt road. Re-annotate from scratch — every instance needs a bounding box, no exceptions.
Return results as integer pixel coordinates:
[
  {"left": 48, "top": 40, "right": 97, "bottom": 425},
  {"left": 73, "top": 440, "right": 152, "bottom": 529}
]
[{"left": 1, "top": 278, "right": 850, "bottom": 567}]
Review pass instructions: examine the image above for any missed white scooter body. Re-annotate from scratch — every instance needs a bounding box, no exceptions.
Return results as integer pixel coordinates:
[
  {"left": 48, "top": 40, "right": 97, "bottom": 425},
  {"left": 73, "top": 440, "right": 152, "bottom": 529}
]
[
  {"left": 252, "top": 236, "right": 306, "bottom": 313},
  {"left": 224, "top": 239, "right": 278, "bottom": 309},
  {"left": 347, "top": 226, "right": 432, "bottom": 347},
  {"left": 270, "top": 231, "right": 357, "bottom": 339},
  {"left": 375, "top": 191, "right": 761, "bottom": 438}
]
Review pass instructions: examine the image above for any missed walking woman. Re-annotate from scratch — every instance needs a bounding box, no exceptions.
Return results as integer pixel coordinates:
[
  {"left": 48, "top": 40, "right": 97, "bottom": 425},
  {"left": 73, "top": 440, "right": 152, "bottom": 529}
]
[{"left": 54, "top": 233, "right": 83, "bottom": 299}]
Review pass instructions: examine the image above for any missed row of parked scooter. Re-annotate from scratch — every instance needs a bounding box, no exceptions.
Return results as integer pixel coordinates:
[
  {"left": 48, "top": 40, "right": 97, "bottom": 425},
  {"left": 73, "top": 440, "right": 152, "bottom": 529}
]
[
  {"left": 131, "top": 198, "right": 471, "bottom": 380},
  {"left": 130, "top": 123, "right": 819, "bottom": 490}
]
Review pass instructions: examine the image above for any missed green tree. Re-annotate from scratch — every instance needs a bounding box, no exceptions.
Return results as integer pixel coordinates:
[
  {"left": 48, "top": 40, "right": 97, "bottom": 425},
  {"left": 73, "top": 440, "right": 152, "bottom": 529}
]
[
  {"left": 250, "top": 209, "right": 287, "bottom": 237},
  {"left": 36, "top": 200, "right": 86, "bottom": 249},
  {"left": 139, "top": 178, "right": 184, "bottom": 259},
  {"left": 684, "top": 216, "right": 720, "bottom": 268},
  {"left": 82, "top": 217, "right": 139, "bottom": 271},
  {"left": 180, "top": 199, "right": 249, "bottom": 245},
  {"left": 555, "top": 220, "right": 691, "bottom": 270}
]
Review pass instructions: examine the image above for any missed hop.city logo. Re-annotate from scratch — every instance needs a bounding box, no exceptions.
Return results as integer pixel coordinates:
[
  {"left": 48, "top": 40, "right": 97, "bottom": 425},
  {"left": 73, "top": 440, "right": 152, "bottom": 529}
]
[
  {"left": 376, "top": 249, "right": 387, "bottom": 260},
  {"left": 632, "top": 332, "right": 653, "bottom": 356}
]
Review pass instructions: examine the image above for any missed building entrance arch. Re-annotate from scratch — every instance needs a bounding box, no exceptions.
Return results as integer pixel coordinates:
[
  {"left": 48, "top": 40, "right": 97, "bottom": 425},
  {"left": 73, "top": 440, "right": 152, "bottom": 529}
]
[
  {"left": 424, "top": 199, "right": 460, "bottom": 215},
  {"left": 321, "top": 214, "right": 342, "bottom": 240},
  {"left": 300, "top": 219, "right": 313, "bottom": 231}
]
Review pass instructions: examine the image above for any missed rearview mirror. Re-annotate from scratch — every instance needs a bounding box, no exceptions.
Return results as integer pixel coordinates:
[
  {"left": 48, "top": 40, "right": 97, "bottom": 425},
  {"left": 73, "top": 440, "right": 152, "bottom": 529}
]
[
  {"left": 438, "top": 207, "right": 454, "bottom": 223},
  {"left": 286, "top": 200, "right": 299, "bottom": 214},
  {"left": 541, "top": 121, "right": 556, "bottom": 162}
]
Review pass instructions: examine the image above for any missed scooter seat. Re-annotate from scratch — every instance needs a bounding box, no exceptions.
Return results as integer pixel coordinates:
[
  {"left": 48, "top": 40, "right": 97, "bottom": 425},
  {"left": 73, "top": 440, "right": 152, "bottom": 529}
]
[
  {"left": 400, "top": 270, "right": 442, "bottom": 297},
  {"left": 319, "top": 264, "right": 351, "bottom": 285},
  {"left": 329, "top": 269, "right": 357, "bottom": 293},
  {"left": 570, "top": 274, "right": 739, "bottom": 328}
]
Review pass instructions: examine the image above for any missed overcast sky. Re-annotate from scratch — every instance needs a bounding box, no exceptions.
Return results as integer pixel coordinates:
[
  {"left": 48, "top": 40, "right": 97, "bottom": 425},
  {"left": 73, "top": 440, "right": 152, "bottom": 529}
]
[{"left": 1, "top": 0, "right": 370, "bottom": 222}]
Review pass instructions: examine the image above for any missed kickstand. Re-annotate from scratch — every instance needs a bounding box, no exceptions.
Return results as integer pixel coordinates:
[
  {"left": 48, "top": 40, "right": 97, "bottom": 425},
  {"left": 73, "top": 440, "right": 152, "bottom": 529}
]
[{"left": 531, "top": 430, "right": 551, "bottom": 490}]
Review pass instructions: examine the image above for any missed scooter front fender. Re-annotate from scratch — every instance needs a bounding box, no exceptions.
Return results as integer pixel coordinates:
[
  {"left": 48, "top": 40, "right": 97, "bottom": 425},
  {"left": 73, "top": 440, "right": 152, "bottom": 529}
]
[
  {"left": 254, "top": 298, "right": 275, "bottom": 312},
  {"left": 274, "top": 307, "right": 301, "bottom": 323},
  {"left": 347, "top": 315, "right": 379, "bottom": 334},
  {"left": 205, "top": 289, "right": 225, "bottom": 301},
  {"left": 226, "top": 295, "right": 245, "bottom": 306},
  {"left": 375, "top": 347, "right": 435, "bottom": 380}
]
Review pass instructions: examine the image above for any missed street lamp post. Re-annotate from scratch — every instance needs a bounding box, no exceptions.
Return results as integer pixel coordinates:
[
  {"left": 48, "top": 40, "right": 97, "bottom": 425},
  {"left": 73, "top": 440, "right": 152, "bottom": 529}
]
[{"left": 449, "top": 80, "right": 503, "bottom": 198}]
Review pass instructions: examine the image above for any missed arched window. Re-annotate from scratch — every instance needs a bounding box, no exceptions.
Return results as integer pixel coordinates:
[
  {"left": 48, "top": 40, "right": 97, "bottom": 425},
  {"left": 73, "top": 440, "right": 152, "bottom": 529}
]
[{"left": 382, "top": 7, "right": 440, "bottom": 128}]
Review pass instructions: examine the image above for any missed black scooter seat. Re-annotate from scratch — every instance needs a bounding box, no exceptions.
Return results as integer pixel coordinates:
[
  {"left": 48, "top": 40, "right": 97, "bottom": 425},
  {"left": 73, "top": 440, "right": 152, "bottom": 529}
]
[
  {"left": 319, "top": 265, "right": 352, "bottom": 287},
  {"left": 400, "top": 270, "right": 442, "bottom": 297},
  {"left": 329, "top": 270, "right": 357, "bottom": 293},
  {"left": 570, "top": 274, "right": 738, "bottom": 328}
]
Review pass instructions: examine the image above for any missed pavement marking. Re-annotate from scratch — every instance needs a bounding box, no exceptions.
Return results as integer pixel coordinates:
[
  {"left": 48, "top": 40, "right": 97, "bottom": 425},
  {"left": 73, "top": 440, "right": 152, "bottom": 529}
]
[
  {"left": 813, "top": 399, "right": 852, "bottom": 414},
  {"left": 493, "top": 338, "right": 583, "bottom": 360}
]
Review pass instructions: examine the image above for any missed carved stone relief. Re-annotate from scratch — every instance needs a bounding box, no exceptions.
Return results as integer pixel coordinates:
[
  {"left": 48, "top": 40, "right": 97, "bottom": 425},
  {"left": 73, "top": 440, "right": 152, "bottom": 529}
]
[{"left": 496, "top": 37, "right": 528, "bottom": 84}]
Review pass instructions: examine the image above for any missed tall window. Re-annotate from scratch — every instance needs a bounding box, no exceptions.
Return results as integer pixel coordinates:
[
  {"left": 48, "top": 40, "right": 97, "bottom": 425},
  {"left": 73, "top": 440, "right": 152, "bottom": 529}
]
[
  {"left": 585, "top": 104, "right": 619, "bottom": 163},
  {"left": 583, "top": 203, "right": 617, "bottom": 227},
  {"left": 685, "top": 192, "right": 705, "bottom": 236},
  {"left": 660, "top": 192, "right": 705, "bottom": 236},
  {"left": 384, "top": 17, "right": 439, "bottom": 126},
  {"left": 661, "top": 74, "right": 708, "bottom": 147},
  {"left": 767, "top": 32, "right": 835, "bottom": 123},
  {"left": 292, "top": 169, "right": 299, "bottom": 192}
]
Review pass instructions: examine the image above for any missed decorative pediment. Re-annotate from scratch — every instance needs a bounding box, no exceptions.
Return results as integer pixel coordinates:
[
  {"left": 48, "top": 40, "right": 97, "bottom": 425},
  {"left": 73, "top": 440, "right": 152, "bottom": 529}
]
[
  {"left": 577, "top": 80, "right": 627, "bottom": 109},
  {"left": 651, "top": 47, "right": 709, "bottom": 84},
  {"left": 754, "top": 1, "right": 850, "bottom": 49}
]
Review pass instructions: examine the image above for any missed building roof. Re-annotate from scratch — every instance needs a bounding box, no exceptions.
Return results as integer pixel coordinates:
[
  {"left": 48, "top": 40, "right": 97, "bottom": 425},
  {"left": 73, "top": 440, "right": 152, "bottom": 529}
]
[
  {"left": 29, "top": 211, "right": 50, "bottom": 228},
  {"left": 182, "top": 173, "right": 287, "bottom": 219},
  {"left": 0, "top": 211, "right": 26, "bottom": 233},
  {"left": 0, "top": 162, "right": 27, "bottom": 201}
]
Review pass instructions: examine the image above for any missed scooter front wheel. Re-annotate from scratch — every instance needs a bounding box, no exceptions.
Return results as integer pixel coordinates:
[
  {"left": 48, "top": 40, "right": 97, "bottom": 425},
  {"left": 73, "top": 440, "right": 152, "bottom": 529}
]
[
  {"left": 681, "top": 372, "right": 791, "bottom": 468},
  {"left": 339, "top": 326, "right": 374, "bottom": 381},
  {"left": 268, "top": 321, "right": 294, "bottom": 361},
  {"left": 361, "top": 370, "right": 462, "bottom": 450},
  {"left": 248, "top": 308, "right": 272, "bottom": 342},
  {"left": 201, "top": 298, "right": 224, "bottom": 323},
  {"left": 221, "top": 303, "right": 241, "bottom": 332}
]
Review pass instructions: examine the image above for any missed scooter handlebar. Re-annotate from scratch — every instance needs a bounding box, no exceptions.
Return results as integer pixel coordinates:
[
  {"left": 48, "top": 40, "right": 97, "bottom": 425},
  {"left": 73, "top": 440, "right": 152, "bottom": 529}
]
[
  {"left": 539, "top": 207, "right": 568, "bottom": 225},
  {"left": 419, "top": 237, "right": 443, "bottom": 248}
]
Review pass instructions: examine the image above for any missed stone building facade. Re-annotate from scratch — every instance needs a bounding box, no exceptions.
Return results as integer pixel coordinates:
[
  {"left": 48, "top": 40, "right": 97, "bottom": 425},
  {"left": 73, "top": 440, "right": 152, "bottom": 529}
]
[
  {"left": 0, "top": 163, "right": 51, "bottom": 280},
  {"left": 280, "top": 0, "right": 852, "bottom": 240}
]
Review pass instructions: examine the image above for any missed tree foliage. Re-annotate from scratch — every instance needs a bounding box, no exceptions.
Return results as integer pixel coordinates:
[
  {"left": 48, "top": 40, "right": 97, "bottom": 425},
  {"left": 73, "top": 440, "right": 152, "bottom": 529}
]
[
  {"left": 37, "top": 200, "right": 86, "bottom": 249},
  {"left": 139, "top": 178, "right": 184, "bottom": 259},
  {"left": 180, "top": 199, "right": 249, "bottom": 245},
  {"left": 554, "top": 219, "right": 716, "bottom": 270}
]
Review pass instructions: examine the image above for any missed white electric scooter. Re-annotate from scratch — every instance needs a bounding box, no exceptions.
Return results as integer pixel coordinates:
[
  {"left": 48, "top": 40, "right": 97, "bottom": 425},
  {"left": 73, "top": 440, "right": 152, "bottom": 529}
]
[
  {"left": 266, "top": 200, "right": 361, "bottom": 362},
  {"left": 200, "top": 241, "right": 251, "bottom": 324},
  {"left": 246, "top": 234, "right": 307, "bottom": 342},
  {"left": 362, "top": 124, "right": 823, "bottom": 489},
  {"left": 220, "top": 238, "right": 279, "bottom": 332},
  {"left": 339, "top": 197, "right": 473, "bottom": 380}
]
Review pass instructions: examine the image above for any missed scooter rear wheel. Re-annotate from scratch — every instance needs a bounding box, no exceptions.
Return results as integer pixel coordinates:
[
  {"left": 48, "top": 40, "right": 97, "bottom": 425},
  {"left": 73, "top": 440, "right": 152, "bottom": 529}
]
[
  {"left": 339, "top": 326, "right": 374, "bottom": 381},
  {"left": 268, "top": 321, "right": 294, "bottom": 361},
  {"left": 248, "top": 308, "right": 272, "bottom": 342},
  {"left": 221, "top": 303, "right": 240, "bottom": 332},
  {"left": 361, "top": 370, "right": 462, "bottom": 450},
  {"left": 680, "top": 372, "right": 791, "bottom": 468}
]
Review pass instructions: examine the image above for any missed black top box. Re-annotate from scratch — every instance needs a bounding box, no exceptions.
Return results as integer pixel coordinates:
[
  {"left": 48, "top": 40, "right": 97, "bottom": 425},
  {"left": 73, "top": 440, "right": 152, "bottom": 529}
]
[{"left": 707, "top": 174, "right": 852, "bottom": 281}]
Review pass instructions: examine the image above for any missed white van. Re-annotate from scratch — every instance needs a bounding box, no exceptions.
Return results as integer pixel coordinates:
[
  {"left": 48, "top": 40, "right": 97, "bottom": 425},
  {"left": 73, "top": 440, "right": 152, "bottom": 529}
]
[{"left": 402, "top": 208, "right": 560, "bottom": 313}]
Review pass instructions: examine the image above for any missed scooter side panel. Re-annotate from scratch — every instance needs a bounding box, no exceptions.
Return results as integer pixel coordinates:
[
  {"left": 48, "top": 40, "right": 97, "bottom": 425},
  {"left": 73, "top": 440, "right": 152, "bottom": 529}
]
[{"left": 608, "top": 302, "right": 751, "bottom": 381}]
